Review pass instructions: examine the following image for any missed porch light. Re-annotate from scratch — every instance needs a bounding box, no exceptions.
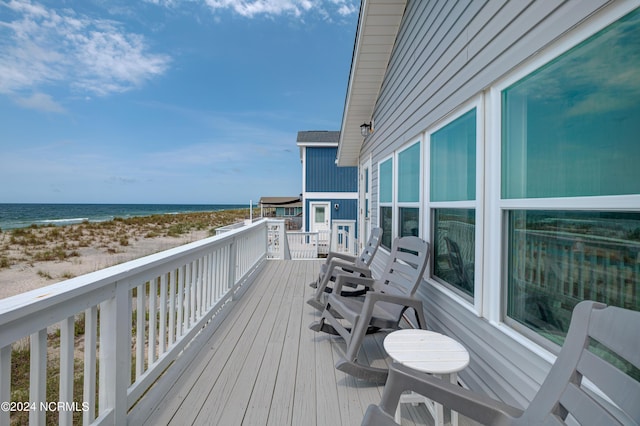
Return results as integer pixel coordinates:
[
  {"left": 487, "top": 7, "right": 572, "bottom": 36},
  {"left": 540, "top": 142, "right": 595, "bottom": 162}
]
[{"left": 360, "top": 122, "right": 372, "bottom": 137}]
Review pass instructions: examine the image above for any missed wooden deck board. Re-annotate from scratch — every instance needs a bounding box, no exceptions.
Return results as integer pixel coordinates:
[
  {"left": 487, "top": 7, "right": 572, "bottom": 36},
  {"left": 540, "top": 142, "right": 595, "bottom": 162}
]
[
  {"left": 266, "top": 260, "right": 312, "bottom": 426},
  {"left": 142, "top": 259, "right": 434, "bottom": 426},
  {"left": 191, "top": 262, "right": 286, "bottom": 424},
  {"left": 291, "top": 263, "right": 319, "bottom": 425}
]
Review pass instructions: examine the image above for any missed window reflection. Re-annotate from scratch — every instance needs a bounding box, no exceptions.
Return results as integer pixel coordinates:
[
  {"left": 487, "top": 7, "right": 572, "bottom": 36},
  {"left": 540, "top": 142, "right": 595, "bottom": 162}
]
[
  {"left": 507, "top": 211, "right": 640, "bottom": 345},
  {"left": 433, "top": 209, "right": 475, "bottom": 296},
  {"left": 502, "top": 8, "right": 640, "bottom": 199}
]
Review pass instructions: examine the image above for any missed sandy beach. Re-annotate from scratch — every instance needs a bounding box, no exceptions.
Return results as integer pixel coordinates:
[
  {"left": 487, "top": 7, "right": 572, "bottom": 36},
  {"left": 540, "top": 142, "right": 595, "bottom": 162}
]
[{"left": 0, "top": 209, "right": 251, "bottom": 300}]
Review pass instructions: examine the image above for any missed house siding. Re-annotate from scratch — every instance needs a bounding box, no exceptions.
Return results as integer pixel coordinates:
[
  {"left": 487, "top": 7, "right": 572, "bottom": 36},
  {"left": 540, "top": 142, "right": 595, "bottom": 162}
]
[
  {"left": 305, "top": 147, "right": 358, "bottom": 193},
  {"left": 362, "top": 0, "right": 618, "bottom": 408}
]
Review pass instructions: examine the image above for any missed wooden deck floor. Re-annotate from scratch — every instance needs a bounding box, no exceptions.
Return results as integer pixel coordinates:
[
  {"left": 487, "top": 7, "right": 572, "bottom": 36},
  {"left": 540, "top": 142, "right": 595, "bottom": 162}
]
[{"left": 142, "top": 259, "right": 432, "bottom": 426}]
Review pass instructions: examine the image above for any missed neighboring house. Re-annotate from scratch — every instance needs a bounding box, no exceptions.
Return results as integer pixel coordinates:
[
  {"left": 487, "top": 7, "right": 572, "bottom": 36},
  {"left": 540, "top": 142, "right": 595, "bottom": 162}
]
[
  {"left": 258, "top": 196, "right": 302, "bottom": 230},
  {"left": 297, "top": 131, "right": 358, "bottom": 253},
  {"left": 338, "top": 0, "right": 639, "bottom": 410}
]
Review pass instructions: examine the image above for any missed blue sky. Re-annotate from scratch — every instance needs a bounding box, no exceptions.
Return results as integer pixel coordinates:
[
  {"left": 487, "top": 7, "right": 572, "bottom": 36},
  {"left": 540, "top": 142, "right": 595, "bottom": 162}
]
[{"left": 0, "top": 0, "right": 358, "bottom": 204}]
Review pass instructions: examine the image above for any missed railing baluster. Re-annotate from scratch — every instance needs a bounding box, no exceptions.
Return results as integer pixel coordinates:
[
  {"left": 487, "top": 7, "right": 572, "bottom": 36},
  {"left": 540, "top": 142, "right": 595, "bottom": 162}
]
[
  {"left": 223, "top": 245, "right": 229, "bottom": 293},
  {"left": 159, "top": 273, "right": 168, "bottom": 354},
  {"left": 190, "top": 261, "right": 196, "bottom": 325},
  {"left": 212, "top": 251, "right": 218, "bottom": 303},
  {"left": 211, "top": 251, "right": 216, "bottom": 307},
  {"left": 202, "top": 255, "right": 209, "bottom": 312},
  {"left": 59, "top": 316, "right": 75, "bottom": 426},
  {"left": 149, "top": 278, "right": 158, "bottom": 365},
  {"left": 169, "top": 269, "right": 176, "bottom": 345},
  {"left": 177, "top": 266, "right": 184, "bottom": 337},
  {"left": 136, "top": 284, "right": 145, "bottom": 379},
  {"left": 83, "top": 306, "right": 97, "bottom": 425},
  {"left": 229, "top": 238, "right": 237, "bottom": 298},
  {"left": 198, "top": 257, "right": 204, "bottom": 317},
  {"left": 29, "top": 329, "right": 47, "bottom": 425},
  {"left": 0, "top": 345, "right": 11, "bottom": 426}
]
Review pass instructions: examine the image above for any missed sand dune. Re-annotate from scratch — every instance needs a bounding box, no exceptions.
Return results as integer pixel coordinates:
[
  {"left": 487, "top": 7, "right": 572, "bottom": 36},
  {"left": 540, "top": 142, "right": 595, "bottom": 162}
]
[{"left": 0, "top": 210, "right": 250, "bottom": 299}]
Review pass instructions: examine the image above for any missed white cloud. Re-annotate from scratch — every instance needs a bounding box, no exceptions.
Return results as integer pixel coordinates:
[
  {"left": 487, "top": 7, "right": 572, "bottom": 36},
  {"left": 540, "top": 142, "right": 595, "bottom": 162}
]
[
  {"left": 0, "top": 0, "right": 171, "bottom": 103},
  {"left": 14, "top": 92, "right": 66, "bottom": 113},
  {"left": 203, "top": 0, "right": 310, "bottom": 17},
  {"left": 201, "top": 0, "right": 356, "bottom": 18}
]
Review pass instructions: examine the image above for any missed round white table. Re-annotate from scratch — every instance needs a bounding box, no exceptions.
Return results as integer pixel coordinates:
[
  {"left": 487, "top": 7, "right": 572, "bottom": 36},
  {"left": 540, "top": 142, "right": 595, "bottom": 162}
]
[{"left": 384, "top": 329, "right": 470, "bottom": 426}]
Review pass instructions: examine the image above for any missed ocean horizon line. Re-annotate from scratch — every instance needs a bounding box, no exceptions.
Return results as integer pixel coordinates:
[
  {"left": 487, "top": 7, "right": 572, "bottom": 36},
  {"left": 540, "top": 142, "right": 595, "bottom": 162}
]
[{"left": 0, "top": 203, "right": 255, "bottom": 231}]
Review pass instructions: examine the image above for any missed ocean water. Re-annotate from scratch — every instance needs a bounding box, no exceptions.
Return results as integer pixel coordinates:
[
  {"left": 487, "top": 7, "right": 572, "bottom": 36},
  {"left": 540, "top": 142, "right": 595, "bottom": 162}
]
[{"left": 0, "top": 203, "right": 251, "bottom": 231}]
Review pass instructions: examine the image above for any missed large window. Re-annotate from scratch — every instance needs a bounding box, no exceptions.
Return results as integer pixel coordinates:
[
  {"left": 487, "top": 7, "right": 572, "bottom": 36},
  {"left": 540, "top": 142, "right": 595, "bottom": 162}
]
[
  {"left": 398, "top": 142, "right": 421, "bottom": 237},
  {"left": 378, "top": 142, "right": 422, "bottom": 249},
  {"left": 431, "top": 110, "right": 476, "bottom": 202},
  {"left": 502, "top": 10, "right": 640, "bottom": 199},
  {"left": 379, "top": 158, "right": 393, "bottom": 249},
  {"left": 431, "top": 109, "right": 477, "bottom": 297},
  {"left": 502, "top": 8, "right": 640, "bottom": 344}
]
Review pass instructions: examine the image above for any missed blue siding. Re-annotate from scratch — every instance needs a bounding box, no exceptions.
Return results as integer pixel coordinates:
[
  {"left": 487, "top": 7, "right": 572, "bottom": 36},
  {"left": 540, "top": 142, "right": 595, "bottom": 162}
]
[{"left": 306, "top": 147, "right": 357, "bottom": 192}]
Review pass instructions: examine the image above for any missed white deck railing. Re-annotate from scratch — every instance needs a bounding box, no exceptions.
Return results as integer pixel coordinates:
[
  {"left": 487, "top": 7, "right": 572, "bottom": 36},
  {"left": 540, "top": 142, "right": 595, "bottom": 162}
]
[
  {"left": 0, "top": 219, "right": 286, "bottom": 425},
  {"left": 285, "top": 230, "right": 331, "bottom": 259},
  {"left": 331, "top": 223, "right": 356, "bottom": 256}
]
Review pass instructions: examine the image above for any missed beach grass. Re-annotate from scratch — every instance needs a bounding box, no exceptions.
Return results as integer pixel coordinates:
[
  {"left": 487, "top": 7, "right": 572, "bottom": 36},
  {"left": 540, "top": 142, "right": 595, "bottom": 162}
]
[
  {"left": 10, "top": 315, "right": 89, "bottom": 425},
  {"left": 0, "top": 208, "right": 255, "bottom": 271}
]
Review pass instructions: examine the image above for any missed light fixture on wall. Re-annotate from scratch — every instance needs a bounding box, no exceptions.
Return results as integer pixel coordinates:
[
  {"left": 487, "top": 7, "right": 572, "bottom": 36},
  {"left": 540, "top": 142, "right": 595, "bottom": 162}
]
[{"left": 360, "top": 121, "right": 373, "bottom": 137}]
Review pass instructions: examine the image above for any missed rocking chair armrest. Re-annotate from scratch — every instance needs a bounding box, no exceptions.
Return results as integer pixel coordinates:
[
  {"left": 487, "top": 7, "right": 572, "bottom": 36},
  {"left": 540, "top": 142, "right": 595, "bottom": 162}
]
[
  {"left": 333, "top": 274, "right": 375, "bottom": 295},
  {"left": 326, "top": 251, "right": 358, "bottom": 264},
  {"left": 363, "top": 291, "right": 422, "bottom": 311},
  {"left": 363, "top": 363, "right": 523, "bottom": 426},
  {"left": 326, "top": 258, "right": 371, "bottom": 278}
]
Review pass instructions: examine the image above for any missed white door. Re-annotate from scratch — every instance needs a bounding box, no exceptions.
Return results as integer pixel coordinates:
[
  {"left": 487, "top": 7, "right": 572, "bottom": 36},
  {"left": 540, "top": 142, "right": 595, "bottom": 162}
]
[
  {"left": 310, "top": 202, "right": 331, "bottom": 254},
  {"left": 310, "top": 202, "right": 330, "bottom": 233}
]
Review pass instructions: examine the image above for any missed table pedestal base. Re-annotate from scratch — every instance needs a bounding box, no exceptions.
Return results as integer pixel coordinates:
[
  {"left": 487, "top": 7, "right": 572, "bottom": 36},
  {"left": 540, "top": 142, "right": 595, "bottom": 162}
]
[{"left": 395, "top": 373, "right": 459, "bottom": 426}]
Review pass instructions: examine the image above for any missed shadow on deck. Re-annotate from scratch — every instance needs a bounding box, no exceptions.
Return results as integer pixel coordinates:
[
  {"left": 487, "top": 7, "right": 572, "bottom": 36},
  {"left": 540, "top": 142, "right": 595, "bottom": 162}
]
[{"left": 141, "top": 260, "right": 431, "bottom": 426}]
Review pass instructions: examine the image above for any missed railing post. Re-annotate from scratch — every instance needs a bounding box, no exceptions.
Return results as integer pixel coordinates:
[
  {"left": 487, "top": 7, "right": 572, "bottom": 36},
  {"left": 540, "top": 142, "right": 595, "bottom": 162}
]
[
  {"left": 99, "top": 281, "right": 129, "bottom": 425},
  {"left": 229, "top": 237, "right": 238, "bottom": 299},
  {"left": 282, "top": 223, "right": 291, "bottom": 260}
]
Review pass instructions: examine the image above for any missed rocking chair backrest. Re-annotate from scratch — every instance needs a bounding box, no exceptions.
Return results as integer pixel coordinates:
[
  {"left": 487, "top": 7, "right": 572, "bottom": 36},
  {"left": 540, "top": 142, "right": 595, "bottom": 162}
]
[
  {"left": 377, "top": 236, "right": 430, "bottom": 299},
  {"left": 355, "top": 227, "right": 383, "bottom": 268},
  {"left": 519, "top": 301, "right": 640, "bottom": 425}
]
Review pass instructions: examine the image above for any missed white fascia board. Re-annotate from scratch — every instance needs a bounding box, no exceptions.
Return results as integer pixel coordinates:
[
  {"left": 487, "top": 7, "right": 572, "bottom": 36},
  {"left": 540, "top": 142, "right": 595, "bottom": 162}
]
[{"left": 303, "top": 192, "right": 359, "bottom": 200}]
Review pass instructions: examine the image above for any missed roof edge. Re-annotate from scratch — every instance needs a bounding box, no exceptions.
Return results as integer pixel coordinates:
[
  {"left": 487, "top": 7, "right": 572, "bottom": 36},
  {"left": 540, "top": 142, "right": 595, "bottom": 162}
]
[{"left": 337, "top": 0, "right": 407, "bottom": 167}]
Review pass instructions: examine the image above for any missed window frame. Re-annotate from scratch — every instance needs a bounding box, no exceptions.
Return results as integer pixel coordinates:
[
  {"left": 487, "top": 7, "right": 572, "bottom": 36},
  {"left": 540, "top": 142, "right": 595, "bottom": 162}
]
[
  {"left": 377, "top": 140, "right": 423, "bottom": 250},
  {"left": 378, "top": 155, "right": 395, "bottom": 250},
  {"left": 424, "top": 96, "right": 484, "bottom": 313},
  {"left": 485, "top": 4, "right": 640, "bottom": 346},
  {"left": 397, "top": 140, "right": 423, "bottom": 238}
]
